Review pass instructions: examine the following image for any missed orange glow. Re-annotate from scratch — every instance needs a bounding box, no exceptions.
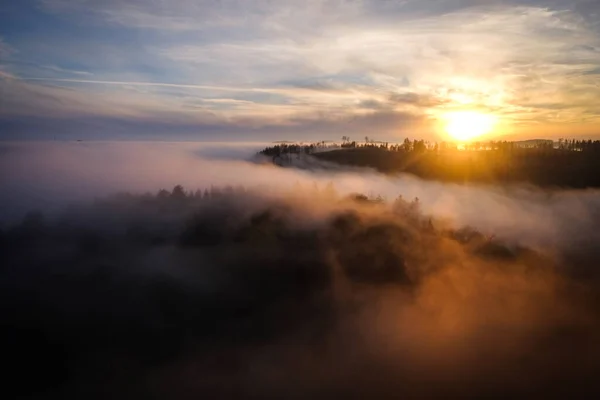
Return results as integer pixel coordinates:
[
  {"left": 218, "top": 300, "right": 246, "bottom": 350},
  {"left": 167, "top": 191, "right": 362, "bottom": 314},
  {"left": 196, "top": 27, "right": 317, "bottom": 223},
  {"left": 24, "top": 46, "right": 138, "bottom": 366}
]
[{"left": 443, "top": 111, "right": 497, "bottom": 142}]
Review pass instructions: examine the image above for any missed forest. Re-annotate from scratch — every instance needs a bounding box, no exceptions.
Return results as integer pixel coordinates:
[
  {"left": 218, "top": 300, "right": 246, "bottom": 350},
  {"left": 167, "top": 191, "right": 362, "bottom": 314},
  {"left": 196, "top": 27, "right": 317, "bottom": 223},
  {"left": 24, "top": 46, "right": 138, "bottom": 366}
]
[
  {"left": 2, "top": 184, "right": 600, "bottom": 398},
  {"left": 259, "top": 138, "right": 600, "bottom": 188}
]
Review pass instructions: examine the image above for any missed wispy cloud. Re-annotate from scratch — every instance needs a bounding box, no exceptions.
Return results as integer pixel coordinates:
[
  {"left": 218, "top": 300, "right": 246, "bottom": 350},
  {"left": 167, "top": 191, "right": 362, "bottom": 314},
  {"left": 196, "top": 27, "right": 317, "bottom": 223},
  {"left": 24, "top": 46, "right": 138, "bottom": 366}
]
[
  {"left": 42, "top": 65, "right": 93, "bottom": 76},
  {"left": 0, "top": 70, "right": 16, "bottom": 80},
  {"left": 0, "top": 37, "right": 15, "bottom": 58}
]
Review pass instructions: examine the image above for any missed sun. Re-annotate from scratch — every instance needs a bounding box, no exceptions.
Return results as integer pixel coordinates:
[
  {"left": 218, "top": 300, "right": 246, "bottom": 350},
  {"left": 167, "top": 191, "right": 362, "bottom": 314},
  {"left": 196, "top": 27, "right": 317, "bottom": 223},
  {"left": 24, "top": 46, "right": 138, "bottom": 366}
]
[{"left": 443, "top": 111, "right": 497, "bottom": 142}]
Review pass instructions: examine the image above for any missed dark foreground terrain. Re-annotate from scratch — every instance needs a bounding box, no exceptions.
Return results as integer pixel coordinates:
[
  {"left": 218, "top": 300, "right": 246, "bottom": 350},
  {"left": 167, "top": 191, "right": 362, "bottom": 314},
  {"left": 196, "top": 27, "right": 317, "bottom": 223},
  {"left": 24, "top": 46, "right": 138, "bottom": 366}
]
[{"left": 2, "top": 186, "right": 600, "bottom": 399}]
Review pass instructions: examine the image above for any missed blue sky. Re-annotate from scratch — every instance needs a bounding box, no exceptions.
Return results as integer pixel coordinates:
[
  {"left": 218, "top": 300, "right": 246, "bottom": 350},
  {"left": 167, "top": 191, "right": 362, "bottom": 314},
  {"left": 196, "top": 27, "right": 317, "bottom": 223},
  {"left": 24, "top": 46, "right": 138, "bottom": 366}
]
[{"left": 1, "top": 0, "right": 599, "bottom": 141}]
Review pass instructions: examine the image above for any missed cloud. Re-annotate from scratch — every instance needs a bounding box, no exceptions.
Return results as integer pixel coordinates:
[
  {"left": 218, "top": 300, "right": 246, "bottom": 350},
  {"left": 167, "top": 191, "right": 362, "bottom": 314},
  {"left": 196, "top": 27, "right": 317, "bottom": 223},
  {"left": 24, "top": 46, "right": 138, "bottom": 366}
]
[
  {"left": 42, "top": 65, "right": 93, "bottom": 76},
  {"left": 0, "top": 37, "right": 15, "bottom": 58},
  {"left": 36, "top": 1, "right": 600, "bottom": 32},
  {"left": 0, "top": 70, "right": 16, "bottom": 80},
  {"left": 1, "top": 1, "right": 598, "bottom": 139},
  {"left": 0, "top": 76, "right": 431, "bottom": 140}
]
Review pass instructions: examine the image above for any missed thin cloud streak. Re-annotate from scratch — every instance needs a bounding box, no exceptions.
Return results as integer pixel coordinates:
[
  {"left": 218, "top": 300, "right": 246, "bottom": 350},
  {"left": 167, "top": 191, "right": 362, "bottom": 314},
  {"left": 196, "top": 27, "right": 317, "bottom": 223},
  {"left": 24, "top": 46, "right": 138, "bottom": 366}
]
[
  {"left": 18, "top": 76, "right": 380, "bottom": 100},
  {"left": 21, "top": 77, "right": 286, "bottom": 93}
]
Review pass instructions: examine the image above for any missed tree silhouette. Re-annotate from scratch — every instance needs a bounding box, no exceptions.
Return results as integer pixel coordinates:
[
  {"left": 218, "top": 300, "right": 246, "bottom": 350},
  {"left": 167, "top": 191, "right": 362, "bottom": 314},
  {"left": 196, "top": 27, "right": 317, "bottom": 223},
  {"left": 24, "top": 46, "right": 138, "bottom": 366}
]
[{"left": 172, "top": 185, "right": 186, "bottom": 199}]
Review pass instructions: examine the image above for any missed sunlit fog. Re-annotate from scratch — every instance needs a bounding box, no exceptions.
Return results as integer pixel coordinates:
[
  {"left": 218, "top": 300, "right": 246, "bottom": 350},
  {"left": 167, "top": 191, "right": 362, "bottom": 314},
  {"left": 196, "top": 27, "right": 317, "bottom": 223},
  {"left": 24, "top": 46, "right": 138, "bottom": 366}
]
[{"left": 2, "top": 141, "right": 600, "bottom": 398}]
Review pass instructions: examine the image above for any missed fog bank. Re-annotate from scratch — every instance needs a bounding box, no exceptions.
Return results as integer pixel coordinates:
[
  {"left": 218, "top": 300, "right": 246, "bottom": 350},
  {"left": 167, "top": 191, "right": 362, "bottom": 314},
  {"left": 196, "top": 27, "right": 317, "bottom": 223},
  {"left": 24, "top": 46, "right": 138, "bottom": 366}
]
[{"left": 2, "top": 141, "right": 600, "bottom": 251}]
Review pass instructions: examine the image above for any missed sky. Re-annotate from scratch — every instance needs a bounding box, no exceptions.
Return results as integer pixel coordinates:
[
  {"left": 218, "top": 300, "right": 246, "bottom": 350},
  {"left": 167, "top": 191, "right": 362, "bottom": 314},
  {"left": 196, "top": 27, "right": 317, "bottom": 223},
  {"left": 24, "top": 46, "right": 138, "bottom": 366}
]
[{"left": 0, "top": 0, "right": 599, "bottom": 142}]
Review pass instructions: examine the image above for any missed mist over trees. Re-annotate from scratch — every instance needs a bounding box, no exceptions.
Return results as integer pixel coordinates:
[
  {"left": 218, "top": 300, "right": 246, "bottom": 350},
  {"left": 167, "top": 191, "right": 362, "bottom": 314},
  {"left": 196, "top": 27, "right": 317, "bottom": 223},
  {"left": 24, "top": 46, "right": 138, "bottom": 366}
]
[{"left": 2, "top": 184, "right": 600, "bottom": 399}]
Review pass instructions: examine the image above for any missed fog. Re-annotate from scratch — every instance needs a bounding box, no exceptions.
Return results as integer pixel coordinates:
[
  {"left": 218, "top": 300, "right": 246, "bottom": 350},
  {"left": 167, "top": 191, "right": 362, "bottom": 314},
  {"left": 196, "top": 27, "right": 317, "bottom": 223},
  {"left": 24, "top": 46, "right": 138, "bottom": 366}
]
[
  {"left": 2, "top": 141, "right": 600, "bottom": 250},
  {"left": 1, "top": 141, "right": 600, "bottom": 399}
]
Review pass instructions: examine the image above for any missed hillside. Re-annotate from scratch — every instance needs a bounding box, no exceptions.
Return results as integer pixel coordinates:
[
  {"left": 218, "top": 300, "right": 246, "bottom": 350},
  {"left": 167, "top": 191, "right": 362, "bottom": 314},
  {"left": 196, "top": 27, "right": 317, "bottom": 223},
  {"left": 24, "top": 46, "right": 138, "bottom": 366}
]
[{"left": 259, "top": 140, "right": 600, "bottom": 188}]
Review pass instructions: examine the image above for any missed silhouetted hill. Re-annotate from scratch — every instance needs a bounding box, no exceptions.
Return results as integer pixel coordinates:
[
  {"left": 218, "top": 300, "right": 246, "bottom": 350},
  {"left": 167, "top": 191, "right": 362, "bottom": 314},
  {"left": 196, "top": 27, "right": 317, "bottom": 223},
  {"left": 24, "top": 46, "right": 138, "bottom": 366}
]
[{"left": 259, "top": 139, "right": 600, "bottom": 188}]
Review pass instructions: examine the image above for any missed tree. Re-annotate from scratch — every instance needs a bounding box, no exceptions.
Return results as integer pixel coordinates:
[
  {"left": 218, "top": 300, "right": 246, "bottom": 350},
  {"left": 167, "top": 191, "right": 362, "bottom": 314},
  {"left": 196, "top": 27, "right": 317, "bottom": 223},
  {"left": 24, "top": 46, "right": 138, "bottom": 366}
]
[
  {"left": 157, "top": 189, "right": 170, "bottom": 199},
  {"left": 349, "top": 193, "right": 369, "bottom": 203},
  {"left": 413, "top": 139, "right": 426, "bottom": 154},
  {"left": 392, "top": 195, "right": 408, "bottom": 213},
  {"left": 172, "top": 185, "right": 186, "bottom": 199},
  {"left": 409, "top": 197, "right": 420, "bottom": 215}
]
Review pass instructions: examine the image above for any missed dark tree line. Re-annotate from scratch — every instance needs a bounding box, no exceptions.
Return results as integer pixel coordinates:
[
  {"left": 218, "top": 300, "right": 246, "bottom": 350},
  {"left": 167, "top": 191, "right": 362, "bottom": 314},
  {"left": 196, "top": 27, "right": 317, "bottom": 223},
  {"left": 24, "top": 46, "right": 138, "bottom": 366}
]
[
  {"left": 260, "top": 138, "right": 600, "bottom": 156},
  {"left": 259, "top": 138, "right": 600, "bottom": 188}
]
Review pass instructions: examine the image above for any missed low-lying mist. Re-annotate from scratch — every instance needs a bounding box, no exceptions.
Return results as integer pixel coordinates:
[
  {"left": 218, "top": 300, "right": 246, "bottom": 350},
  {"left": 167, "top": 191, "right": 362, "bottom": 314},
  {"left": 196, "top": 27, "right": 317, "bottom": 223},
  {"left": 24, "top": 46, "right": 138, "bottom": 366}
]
[
  {"left": 2, "top": 142, "right": 600, "bottom": 250},
  {"left": 1, "top": 141, "right": 600, "bottom": 398}
]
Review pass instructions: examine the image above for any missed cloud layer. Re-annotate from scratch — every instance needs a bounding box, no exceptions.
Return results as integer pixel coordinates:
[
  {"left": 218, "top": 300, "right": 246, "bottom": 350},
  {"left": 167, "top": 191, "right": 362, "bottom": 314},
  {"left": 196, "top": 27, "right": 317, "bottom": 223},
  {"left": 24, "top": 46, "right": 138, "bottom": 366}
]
[{"left": 1, "top": 1, "right": 599, "bottom": 140}]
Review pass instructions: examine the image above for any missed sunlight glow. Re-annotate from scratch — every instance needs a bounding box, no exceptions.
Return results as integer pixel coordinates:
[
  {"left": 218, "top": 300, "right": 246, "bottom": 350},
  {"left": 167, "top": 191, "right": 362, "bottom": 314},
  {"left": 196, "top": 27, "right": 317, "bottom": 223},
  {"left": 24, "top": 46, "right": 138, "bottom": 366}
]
[{"left": 443, "top": 111, "right": 497, "bottom": 142}]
